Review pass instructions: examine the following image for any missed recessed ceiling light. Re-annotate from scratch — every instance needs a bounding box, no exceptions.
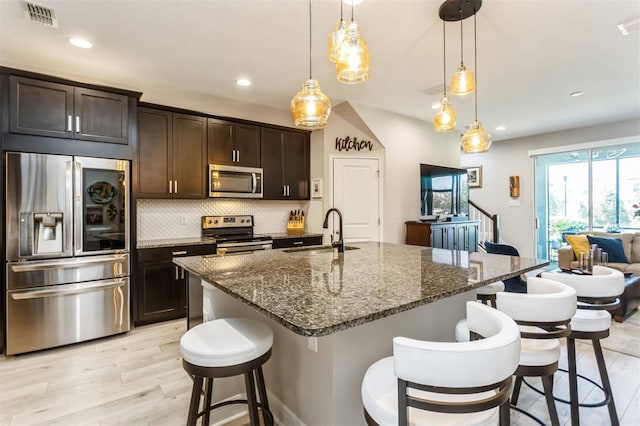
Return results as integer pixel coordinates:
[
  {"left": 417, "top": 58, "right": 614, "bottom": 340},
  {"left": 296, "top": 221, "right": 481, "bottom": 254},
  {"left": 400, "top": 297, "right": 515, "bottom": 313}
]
[
  {"left": 342, "top": 0, "right": 364, "bottom": 5},
  {"left": 570, "top": 91, "right": 584, "bottom": 97},
  {"left": 69, "top": 37, "right": 92, "bottom": 48},
  {"left": 495, "top": 125, "right": 506, "bottom": 131},
  {"left": 431, "top": 103, "right": 441, "bottom": 110},
  {"left": 236, "top": 79, "right": 251, "bottom": 87}
]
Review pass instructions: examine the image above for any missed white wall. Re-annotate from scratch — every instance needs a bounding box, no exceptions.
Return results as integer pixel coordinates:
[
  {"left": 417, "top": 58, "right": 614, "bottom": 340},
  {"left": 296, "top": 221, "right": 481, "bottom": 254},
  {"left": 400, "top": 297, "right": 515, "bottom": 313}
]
[
  {"left": 460, "top": 118, "right": 640, "bottom": 258},
  {"left": 344, "top": 102, "right": 461, "bottom": 243}
]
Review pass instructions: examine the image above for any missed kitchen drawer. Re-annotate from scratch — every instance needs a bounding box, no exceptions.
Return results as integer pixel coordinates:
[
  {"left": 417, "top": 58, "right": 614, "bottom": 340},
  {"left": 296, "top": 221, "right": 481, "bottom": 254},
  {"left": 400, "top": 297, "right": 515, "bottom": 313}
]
[
  {"left": 137, "top": 244, "right": 217, "bottom": 262},
  {"left": 272, "top": 235, "right": 322, "bottom": 249}
]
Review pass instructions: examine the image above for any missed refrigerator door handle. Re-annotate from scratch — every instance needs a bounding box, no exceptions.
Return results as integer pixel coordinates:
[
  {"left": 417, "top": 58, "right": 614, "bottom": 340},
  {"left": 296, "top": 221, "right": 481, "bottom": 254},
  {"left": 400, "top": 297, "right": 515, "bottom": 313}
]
[
  {"left": 11, "top": 278, "right": 126, "bottom": 300},
  {"left": 74, "top": 160, "right": 83, "bottom": 255}
]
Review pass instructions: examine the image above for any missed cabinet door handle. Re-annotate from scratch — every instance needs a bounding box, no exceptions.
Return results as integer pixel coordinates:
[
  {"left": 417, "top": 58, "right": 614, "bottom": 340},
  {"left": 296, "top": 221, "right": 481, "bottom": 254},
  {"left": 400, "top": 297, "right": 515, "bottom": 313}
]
[
  {"left": 67, "top": 115, "right": 73, "bottom": 132},
  {"left": 236, "top": 150, "right": 240, "bottom": 163},
  {"left": 283, "top": 185, "right": 287, "bottom": 196},
  {"left": 172, "top": 250, "right": 187, "bottom": 256},
  {"left": 286, "top": 185, "right": 290, "bottom": 196},
  {"left": 181, "top": 268, "right": 185, "bottom": 279},
  {"left": 75, "top": 116, "right": 80, "bottom": 133},
  {"left": 175, "top": 266, "right": 179, "bottom": 280},
  {"left": 232, "top": 150, "right": 236, "bottom": 162},
  {"left": 293, "top": 241, "right": 304, "bottom": 245},
  {"left": 174, "top": 180, "right": 178, "bottom": 193},
  {"left": 169, "top": 180, "right": 172, "bottom": 194}
]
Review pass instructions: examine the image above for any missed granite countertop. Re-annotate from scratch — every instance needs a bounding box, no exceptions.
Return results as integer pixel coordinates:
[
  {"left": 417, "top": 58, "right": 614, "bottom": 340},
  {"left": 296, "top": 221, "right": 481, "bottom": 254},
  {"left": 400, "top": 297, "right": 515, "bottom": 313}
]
[
  {"left": 174, "top": 242, "right": 549, "bottom": 337},
  {"left": 137, "top": 237, "right": 217, "bottom": 249},
  {"left": 137, "top": 233, "right": 322, "bottom": 249}
]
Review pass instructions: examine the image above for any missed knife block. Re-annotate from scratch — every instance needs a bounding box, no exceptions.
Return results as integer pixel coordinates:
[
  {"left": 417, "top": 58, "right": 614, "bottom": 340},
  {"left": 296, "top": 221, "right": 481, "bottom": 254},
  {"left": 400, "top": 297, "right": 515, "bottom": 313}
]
[{"left": 287, "top": 217, "right": 305, "bottom": 235}]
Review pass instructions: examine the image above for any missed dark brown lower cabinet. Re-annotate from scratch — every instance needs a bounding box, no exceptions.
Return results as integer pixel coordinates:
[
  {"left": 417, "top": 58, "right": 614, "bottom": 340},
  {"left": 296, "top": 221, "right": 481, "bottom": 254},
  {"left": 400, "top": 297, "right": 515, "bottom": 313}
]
[
  {"left": 135, "top": 244, "right": 216, "bottom": 325},
  {"left": 405, "top": 220, "right": 479, "bottom": 252},
  {"left": 272, "top": 235, "right": 323, "bottom": 249}
]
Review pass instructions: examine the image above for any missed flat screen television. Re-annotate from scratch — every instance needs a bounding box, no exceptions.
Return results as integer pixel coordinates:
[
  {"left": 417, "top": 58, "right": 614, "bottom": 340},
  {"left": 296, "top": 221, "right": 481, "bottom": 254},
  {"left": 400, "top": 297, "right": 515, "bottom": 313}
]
[{"left": 420, "top": 163, "right": 469, "bottom": 219}]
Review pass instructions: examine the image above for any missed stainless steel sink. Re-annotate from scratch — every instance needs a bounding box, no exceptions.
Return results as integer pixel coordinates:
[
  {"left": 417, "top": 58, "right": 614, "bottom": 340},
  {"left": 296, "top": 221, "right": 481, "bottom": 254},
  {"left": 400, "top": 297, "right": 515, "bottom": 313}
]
[{"left": 282, "top": 245, "right": 360, "bottom": 254}]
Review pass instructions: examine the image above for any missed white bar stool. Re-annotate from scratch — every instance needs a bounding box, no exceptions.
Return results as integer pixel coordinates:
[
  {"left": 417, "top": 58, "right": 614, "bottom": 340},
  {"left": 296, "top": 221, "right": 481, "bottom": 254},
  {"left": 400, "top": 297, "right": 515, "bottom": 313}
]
[
  {"left": 362, "top": 301, "right": 521, "bottom": 425},
  {"left": 456, "top": 278, "right": 576, "bottom": 426},
  {"left": 541, "top": 266, "right": 625, "bottom": 426},
  {"left": 180, "top": 317, "right": 274, "bottom": 426}
]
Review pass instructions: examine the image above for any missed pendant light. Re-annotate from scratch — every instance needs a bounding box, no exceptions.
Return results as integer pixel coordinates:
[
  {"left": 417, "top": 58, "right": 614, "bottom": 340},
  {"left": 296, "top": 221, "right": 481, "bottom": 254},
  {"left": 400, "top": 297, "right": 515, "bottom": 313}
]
[
  {"left": 327, "top": 1, "right": 348, "bottom": 63},
  {"left": 461, "top": 7, "right": 491, "bottom": 153},
  {"left": 449, "top": 5, "right": 475, "bottom": 96},
  {"left": 335, "top": 0, "right": 369, "bottom": 84},
  {"left": 434, "top": 20, "right": 456, "bottom": 132},
  {"left": 291, "top": 0, "right": 331, "bottom": 129}
]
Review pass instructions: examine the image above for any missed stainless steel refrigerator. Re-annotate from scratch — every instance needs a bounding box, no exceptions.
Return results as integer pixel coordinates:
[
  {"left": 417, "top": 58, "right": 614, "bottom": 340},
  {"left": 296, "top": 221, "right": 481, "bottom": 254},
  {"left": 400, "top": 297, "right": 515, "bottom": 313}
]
[{"left": 5, "top": 152, "right": 130, "bottom": 355}]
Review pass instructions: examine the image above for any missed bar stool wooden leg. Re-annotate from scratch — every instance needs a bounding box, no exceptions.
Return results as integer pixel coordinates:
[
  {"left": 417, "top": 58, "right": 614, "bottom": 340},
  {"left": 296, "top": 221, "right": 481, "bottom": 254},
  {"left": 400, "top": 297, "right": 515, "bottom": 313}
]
[
  {"left": 256, "top": 366, "right": 271, "bottom": 423},
  {"left": 541, "top": 375, "right": 560, "bottom": 426},
  {"left": 567, "top": 337, "right": 580, "bottom": 426},
  {"left": 188, "top": 375, "right": 203, "bottom": 426},
  {"left": 202, "top": 378, "right": 214, "bottom": 426},
  {"left": 499, "top": 399, "right": 510, "bottom": 426},
  {"left": 244, "top": 370, "right": 260, "bottom": 425},
  {"left": 592, "top": 339, "right": 620, "bottom": 426},
  {"left": 511, "top": 376, "right": 523, "bottom": 405}
]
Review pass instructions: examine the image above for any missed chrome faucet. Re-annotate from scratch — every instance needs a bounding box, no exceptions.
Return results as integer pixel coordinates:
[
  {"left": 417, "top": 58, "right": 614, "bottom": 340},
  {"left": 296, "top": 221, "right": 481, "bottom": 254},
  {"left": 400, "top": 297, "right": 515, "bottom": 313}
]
[{"left": 322, "top": 208, "right": 345, "bottom": 253}]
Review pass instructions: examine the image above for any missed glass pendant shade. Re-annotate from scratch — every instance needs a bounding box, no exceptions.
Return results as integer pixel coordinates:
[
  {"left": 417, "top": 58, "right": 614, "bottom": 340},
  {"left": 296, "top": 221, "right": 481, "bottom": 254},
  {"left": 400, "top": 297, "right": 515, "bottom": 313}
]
[
  {"left": 461, "top": 120, "right": 492, "bottom": 153},
  {"left": 290, "top": 79, "right": 332, "bottom": 130},
  {"left": 434, "top": 95, "right": 456, "bottom": 132},
  {"left": 336, "top": 22, "right": 369, "bottom": 84},
  {"left": 327, "top": 20, "right": 348, "bottom": 63},
  {"left": 450, "top": 65, "right": 475, "bottom": 95}
]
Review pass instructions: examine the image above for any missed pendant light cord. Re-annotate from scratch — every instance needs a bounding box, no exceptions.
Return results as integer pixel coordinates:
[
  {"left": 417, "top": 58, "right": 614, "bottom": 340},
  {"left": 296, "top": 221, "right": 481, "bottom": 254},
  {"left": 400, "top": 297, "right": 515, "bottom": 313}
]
[
  {"left": 459, "top": 7, "right": 464, "bottom": 66},
  {"left": 442, "top": 20, "right": 446, "bottom": 96},
  {"left": 473, "top": 8, "right": 478, "bottom": 120},
  {"left": 309, "top": 0, "right": 312, "bottom": 79},
  {"left": 351, "top": 0, "right": 354, "bottom": 22},
  {"left": 340, "top": 0, "right": 343, "bottom": 21}
]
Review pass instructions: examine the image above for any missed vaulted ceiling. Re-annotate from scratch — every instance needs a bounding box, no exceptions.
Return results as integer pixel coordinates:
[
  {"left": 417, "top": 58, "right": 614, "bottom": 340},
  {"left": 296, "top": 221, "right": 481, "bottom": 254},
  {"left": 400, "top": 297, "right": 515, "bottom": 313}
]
[{"left": 1, "top": 0, "right": 638, "bottom": 141}]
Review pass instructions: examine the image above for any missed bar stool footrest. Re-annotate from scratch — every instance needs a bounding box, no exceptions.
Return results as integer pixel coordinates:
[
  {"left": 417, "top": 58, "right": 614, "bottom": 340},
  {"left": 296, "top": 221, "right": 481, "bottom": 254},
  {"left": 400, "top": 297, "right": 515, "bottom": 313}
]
[
  {"left": 510, "top": 404, "right": 547, "bottom": 425},
  {"left": 198, "top": 399, "right": 274, "bottom": 426},
  {"left": 521, "top": 369, "right": 611, "bottom": 408}
]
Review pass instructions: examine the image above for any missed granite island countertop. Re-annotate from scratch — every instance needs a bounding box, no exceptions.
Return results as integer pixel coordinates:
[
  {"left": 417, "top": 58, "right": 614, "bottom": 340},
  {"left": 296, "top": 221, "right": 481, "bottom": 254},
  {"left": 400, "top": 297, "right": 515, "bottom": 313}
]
[{"left": 174, "top": 242, "right": 549, "bottom": 337}]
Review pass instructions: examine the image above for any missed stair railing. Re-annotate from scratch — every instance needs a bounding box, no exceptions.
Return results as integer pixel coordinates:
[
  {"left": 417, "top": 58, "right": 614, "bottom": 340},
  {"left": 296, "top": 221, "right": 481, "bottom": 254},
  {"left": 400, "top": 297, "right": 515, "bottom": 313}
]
[{"left": 469, "top": 200, "right": 500, "bottom": 246}]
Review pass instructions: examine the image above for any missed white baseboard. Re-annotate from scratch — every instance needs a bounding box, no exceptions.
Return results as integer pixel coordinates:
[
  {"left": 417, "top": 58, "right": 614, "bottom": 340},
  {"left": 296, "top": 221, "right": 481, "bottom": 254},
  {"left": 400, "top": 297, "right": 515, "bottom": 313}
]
[{"left": 266, "top": 389, "right": 307, "bottom": 426}]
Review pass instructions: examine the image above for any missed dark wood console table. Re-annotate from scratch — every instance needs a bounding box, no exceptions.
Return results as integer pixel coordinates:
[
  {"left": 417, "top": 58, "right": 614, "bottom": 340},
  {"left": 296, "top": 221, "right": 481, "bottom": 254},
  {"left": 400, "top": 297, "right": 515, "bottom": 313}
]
[{"left": 405, "top": 220, "right": 479, "bottom": 252}]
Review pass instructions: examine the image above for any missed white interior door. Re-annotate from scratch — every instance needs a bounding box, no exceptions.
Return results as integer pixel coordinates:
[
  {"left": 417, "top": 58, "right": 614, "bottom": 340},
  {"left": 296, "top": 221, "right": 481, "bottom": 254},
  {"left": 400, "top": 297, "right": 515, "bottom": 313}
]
[{"left": 332, "top": 157, "right": 381, "bottom": 242}]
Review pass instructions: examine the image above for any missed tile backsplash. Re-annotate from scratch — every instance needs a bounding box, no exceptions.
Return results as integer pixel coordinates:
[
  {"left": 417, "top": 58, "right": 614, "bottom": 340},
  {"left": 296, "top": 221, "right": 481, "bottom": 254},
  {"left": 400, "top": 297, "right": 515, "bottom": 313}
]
[{"left": 137, "top": 199, "right": 311, "bottom": 240}]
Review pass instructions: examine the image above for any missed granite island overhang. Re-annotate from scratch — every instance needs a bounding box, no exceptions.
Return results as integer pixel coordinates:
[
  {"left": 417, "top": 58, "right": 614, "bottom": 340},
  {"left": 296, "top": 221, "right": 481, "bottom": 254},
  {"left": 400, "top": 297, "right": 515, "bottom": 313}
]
[
  {"left": 173, "top": 241, "right": 548, "bottom": 337},
  {"left": 173, "top": 242, "right": 549, "bottom": 425}
]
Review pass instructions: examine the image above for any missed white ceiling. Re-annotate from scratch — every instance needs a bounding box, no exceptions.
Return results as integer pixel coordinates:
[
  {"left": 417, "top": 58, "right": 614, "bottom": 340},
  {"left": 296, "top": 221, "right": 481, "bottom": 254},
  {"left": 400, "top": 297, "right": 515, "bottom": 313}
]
[{"left": 1, "top": 0, "right": 639, "bottom": 141}]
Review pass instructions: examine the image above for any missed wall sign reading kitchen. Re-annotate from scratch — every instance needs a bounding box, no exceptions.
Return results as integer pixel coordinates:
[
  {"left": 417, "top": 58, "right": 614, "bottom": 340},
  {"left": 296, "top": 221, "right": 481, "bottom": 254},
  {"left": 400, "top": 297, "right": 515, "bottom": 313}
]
[{"left": 335, "top": 136, "right": 373, "bottom": 152}]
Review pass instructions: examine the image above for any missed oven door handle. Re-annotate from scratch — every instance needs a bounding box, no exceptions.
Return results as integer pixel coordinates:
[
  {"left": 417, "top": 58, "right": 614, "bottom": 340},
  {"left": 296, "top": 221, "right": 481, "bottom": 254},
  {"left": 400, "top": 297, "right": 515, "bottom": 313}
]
[{"left": 11, "top": 278, "right": 127, "bottom": 300}]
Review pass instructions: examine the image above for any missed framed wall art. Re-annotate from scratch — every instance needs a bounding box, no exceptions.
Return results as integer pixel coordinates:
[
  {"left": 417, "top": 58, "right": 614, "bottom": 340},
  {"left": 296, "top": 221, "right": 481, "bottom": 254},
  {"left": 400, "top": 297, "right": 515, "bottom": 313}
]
[{"left": 466, "top": 166, "right": 483, "bottom": 188}]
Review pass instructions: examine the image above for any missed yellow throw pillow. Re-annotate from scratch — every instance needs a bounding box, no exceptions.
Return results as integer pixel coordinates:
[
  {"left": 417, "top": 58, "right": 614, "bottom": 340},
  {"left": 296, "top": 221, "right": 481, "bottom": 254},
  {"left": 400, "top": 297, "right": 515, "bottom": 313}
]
[{"left": 565, "top": 234, "right": 590, "bottom": 258}]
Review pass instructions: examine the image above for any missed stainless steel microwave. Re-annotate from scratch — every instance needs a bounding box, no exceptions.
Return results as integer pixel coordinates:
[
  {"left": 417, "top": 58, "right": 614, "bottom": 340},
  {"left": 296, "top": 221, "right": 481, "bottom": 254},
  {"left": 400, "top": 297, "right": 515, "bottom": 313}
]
[{"left": 209, "top": 164, "right": 263, "bottom": 198}]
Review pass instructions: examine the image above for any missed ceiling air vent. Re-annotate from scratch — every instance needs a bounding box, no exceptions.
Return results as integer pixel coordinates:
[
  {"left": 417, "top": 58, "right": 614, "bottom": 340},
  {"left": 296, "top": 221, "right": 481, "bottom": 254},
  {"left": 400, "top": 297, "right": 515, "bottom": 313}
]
[{"left": 23, "top": 1, "right": 58, "bottom": 28}]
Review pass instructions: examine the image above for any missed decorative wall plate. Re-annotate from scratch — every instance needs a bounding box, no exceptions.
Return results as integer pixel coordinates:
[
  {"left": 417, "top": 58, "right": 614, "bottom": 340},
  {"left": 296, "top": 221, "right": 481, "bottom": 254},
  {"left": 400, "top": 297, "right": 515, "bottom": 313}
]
[{"left": 87, "top": 182, "right": 118, "bottom": 204}]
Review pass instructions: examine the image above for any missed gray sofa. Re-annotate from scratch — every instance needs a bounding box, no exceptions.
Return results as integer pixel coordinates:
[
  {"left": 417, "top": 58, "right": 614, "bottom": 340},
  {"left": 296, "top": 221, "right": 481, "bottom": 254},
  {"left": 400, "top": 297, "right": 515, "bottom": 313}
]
[
  {"left": 557, "top": 231, "right": 640, "bottom": 322},
  {"left": 557, "top": 231, "right": 640, "bottom": 274}
]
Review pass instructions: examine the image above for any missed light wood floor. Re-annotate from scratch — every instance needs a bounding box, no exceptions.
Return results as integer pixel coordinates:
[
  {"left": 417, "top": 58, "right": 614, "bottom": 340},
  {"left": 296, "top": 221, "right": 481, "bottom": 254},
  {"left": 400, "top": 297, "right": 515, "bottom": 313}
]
[{"left": 1, "top": 313, "right": 638, "bottom": 426}]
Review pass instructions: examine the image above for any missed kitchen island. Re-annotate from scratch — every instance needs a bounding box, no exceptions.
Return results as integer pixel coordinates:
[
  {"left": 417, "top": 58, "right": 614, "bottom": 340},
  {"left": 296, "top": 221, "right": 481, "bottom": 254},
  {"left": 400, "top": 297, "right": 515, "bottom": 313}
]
[{"left": 174, "top": 242, "right": 548, "bottom": 425}]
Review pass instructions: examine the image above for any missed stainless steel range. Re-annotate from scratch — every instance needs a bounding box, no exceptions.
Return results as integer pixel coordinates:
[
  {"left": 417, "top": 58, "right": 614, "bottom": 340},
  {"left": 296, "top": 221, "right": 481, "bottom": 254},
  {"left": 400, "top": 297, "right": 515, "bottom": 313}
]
[
  {"left": 5, "top": 153, "right": 130, "bottom": 355},
  {"left": 202, "top": 215, "right": 272, "bottom": 254}
]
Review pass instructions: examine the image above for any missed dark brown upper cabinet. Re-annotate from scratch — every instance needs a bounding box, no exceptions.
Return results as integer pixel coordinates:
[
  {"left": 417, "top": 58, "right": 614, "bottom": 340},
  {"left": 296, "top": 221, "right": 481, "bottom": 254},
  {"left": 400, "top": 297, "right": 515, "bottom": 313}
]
[
  {"left": 207, "top": 118, "right": 260, "bottom": 167},
  {"left": 9, "top": 76, "right": 129, "bottom": 144},
  {"left": 261, "top": 127, "right": 310, "bottom": 200},
  {"left": 137, "top": 107, "right": 207, "bottom": 199}
]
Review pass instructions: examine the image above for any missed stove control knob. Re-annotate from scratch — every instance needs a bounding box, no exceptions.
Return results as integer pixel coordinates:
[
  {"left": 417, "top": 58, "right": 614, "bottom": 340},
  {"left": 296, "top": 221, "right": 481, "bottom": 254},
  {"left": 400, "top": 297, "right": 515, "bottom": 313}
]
[
  {"left": 214, "top": 220, "right": 219, "bottom": 224},
  {"left": 241, "top": 219, "right": 245, "bottom": 223}
]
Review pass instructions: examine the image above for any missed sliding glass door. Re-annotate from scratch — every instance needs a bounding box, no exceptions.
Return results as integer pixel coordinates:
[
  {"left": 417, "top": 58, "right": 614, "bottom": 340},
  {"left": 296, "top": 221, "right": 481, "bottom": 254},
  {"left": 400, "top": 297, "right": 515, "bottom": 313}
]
[{"left": 534, "top": 143, "right": 640, "bottom": 260}]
